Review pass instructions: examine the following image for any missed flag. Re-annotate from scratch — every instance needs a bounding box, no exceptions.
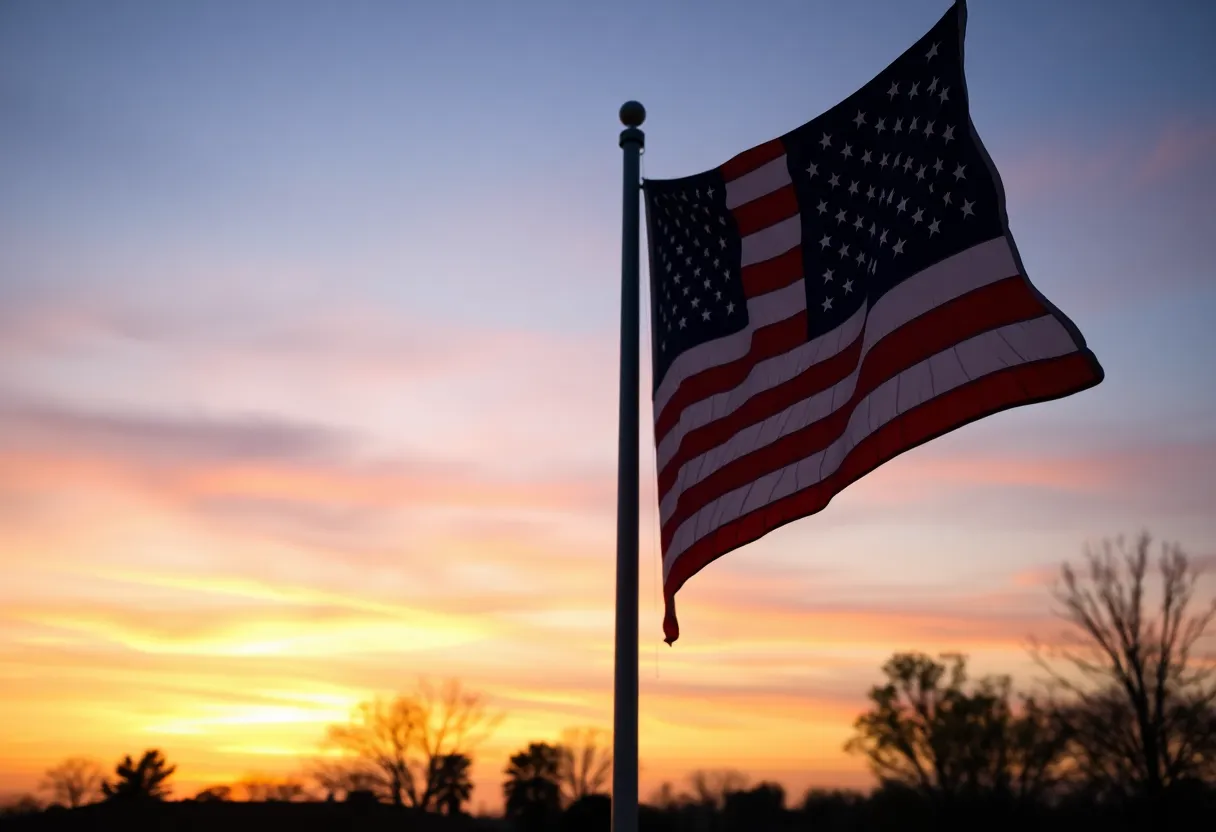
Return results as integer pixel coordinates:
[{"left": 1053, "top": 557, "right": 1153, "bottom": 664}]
[{"left": 642, "top": 0, "right": 1104, "bottom": 644}]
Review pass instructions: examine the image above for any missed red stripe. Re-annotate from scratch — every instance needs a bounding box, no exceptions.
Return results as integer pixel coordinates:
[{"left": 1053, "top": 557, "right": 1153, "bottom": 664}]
[
  {"left": 661, "top": 285, "right": 1056, "bottom": 546},
  {"left": 660, "top": 351, "right": 1101, "bottom": 643},
  {"left": 732, "top": 184, "right": 799, "bottom": 236},
  {"left": 741, "top": 247, "right": 802, "bottom": 297},
  {"left": 654, "top": 314, "right": 807, "bottom": 440},
  {"left": 656, "top": 277, "right": 1043, "bottom": 497},
  {"left": 719, "top": 139, "right": 785, "bottom": 181}
]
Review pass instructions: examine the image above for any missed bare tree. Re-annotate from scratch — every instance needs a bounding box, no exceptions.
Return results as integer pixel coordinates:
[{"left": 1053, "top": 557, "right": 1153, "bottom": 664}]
[
  {"left": 322, "top": 678, "right": 502, "bottom": 811},
  {"left": 687, "top": 768, "right": 749, "bottom": 810},
  {"left": 307, "top": 758, "right": 382, "bottom": 801},
  {"left": 239, "top": 774, "right": 307, "bottom": 802},
  {"left": 556, "top": 726, "right": 612, "bottom": 805},
  {"left": 1033, "top": 533, "right": 1216, "bottom": 798},
  {"left": 41, "top": 757, "right": 104, "bottom": 808}
]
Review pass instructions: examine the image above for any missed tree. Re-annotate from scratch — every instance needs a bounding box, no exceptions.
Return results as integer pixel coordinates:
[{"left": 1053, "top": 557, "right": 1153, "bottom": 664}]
[
  {"left": 101, "top": 749, "right": 176, "bottom": 802},
  {"left": 433, "top": 753, "right": 473, "bottom": 816},
  {"left": 686, "top": 769, "right": 749, "bottom": 810},
  {"left": 846, "top": 653, "right": 1069, "bottom": 804},
  {"left": 321, "top": 678, "right": 502, "bottom": 810},
  {"left": 723, "top": 782, "right": 785, "bottom": 832},
  {"left": 1033, "top": 533, "right": 1216, "bottom": 799},
  {"left": 504, "top": 742, "right": 562, "bottom": 831},
  {"left": 41, "top": 757, "right": 103, "bottom": 808},
  {"left": 307, "top": 758, "right": 382, "bottom": 802},
  {"left": 239, "top": 774, "right": 307, "bottom": 801},
  {"left": 556, "top": 727, "right": 612, "bottom": 806},
  {"left": 193, "top": 785, "right": 232, "bottom": 802}
]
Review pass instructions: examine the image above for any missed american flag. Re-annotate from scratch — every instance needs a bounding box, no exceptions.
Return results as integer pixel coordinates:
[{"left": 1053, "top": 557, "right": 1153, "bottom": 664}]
[{"left": 643, "top": 1, "right": 1104, "bottom": 644}]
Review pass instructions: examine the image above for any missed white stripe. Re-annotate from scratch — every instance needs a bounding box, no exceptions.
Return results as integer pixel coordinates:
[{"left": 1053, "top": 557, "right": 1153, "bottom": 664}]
[
  {"left": 740, "top": 215, "right": 800, "bottom": 267},
  {"left": 655, "top": 236, "right": 1019, "bottom": 460},
  {"left": 662, "top": 314, "right": 1080, "bottom": 575},
  {"left": 724, "top": 156, "right": 791, "bottom": 210},
  {"left": 653, "top": 280, "right": 808, "bottom": 418}
]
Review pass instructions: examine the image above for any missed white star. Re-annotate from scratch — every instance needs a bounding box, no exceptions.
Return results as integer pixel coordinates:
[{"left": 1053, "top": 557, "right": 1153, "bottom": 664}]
[
  {"left": 835, "top": 208, "right": 847, "bottom": 224},
  {"left": 682, "top": 286, "right": 689, "bottom": 296},
  {"left": 843, "top": 278, "right": 854, "bottom": 294},
  {"left": 896, "top": 197, "right": 908, "bottom": 214},
  {"left": 820, "top": 132, "right": 832, "bottom": 149},
  {"left": 841, "top": 143, "right": 853, "bottom": 159},
  {"left": 848, "top": 180, "right": 859, "bottom": 195},
  {"left": 869, "top": 222, "right": 877, "bottom": 237},
  {"left": 886, "top": 190, "right": 894, "bottom": 205},
  {"left": 726, "top": 302, "right": 735, "bottom": 314},
  {"left": 819, "top": 234, "right": 832, "bottom": 249},
  {"left": 943, "top": 191, "right": 952, "bottom": 205},
  {"left": 691, "top": 297, "right": 700, "bottom": 308},
  {"left": 822, "top": 296, "right": 834, "bottom": 311},
  {"left": 676, "top": 245, "right": 683, "bottom": 255},
  {"left": 855, "top": 250, "right": 866, "bottom": 266},
  {"left": 893, "top": 238, "right": 906, "bottom": 255},
  {"left": 887, "top": 81, "right": 899, "bottom": 99},
  {"left": 953, "top": 163, "right": 967, "bottom": 181},
  {"left": 679, "top": 317, "right": 687, "bottom": 329},
  {"left": 806, "top": 161, "right": 818, "bottom": 179},
  {"left": 909, "top": 116, "right": 919, "bottom": 131},
  {"left": 816, "top": 199, "right": 828, "bottom": 215},
  {"left": 926, "top": 41, "right": 939, "bottom": 60},
  {"left": 928, "top": 218, "right": 940, "bottom": 236},
  {"left": 852, "top": 215, "right": 864, "bottom": 230},
  {"left": 838, "top": 242, "right": 850, "bottom": 259},
  {"left": 943, "top": 125, "right": 955, "bottom": 144},
  {"left": 853, "top": 110, "right": 866, "bottom": 128},
  {"left": 723, "top": 268, "right": 731, "bottom": 279},
  {"left": 909, "top": 82, "right": 920, "bottom": 98},
  {"left": 875, "top": 117, "right": 886, "bottom": 134},
  {"left": 714, "top": 290, "right": 721, "bottom": 300},
  {"left": 879, "top": 153, "right": 890, "bottom": 168},
  {"left": 673, "top": 272, "right": 681, "bottom": 284},
  {"left": 861, "top": 149, "right": 872, "bottom": 165},
  {"left": 879, "top": 229, "right": 889, "bottom": 245},
  {"left": 823, "top": 268, "right": 834, "bottom": 283},
  {"left": 933, "top": 158, "right": 944, "bottom": 174},
  {"left": 706, "top": 186, "right": 714, "bottom": 197},
  {"left": 713, "top": 257, "right": 719, "bottom": 267},
  {"left": 916, "top": 164, "right": 927, "bottom": 181},
  {"left": 894, "top": 118, "right": 904, "bottom": 133},
  {"left": 938, "top": 86, "right": 950, "bottom": 103},
  {"left": 961, "top": 199, "right": 975, "bottom": 218},
  {"left": 828, "top": 173, "right": 840, "bottom": 189},
  {"left": 928, "top": 76, "right": 939, "bottom": 93},
  {"left": 923, "top": 120, "right": 935, "bottom": 138},
  {"left": 869, "top": 259, "right": 877, "bottom": 275},
  {"left": 893, "top": 152, "right": 902, "bottom": 168},
  {"left": 693, "top": 267, "right": 701, "bottom": 278},
  {"left": 702, "top": 309, "right": 711, "bottom": 321},
  {"left": 866, "top": 185, "right": 876, "bottom": 200},
  {"left": 719, "top": 237, "right": 726, "bottom": 248},
  {"left": 903, "top": 157, "right": 913, "bottom": 172},
  {"left": 911, "top": 207, "right": 924, "bottom": 224},
  {"left": 703, "top": 278, "right": 711, "bottom": 289}
]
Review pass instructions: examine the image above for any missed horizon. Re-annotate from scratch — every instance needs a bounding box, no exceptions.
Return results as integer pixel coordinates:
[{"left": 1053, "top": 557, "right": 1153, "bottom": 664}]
[{"left": 2, "top": 0, "right": 1214, "bottom": 815}]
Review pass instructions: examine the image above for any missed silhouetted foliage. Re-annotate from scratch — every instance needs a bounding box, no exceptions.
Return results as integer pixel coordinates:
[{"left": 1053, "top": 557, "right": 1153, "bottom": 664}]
[
  {"left": 555, "top": 727, "right": 612, "bottom": 806},
  {"left": 192, "top": 784, "right": 232, "bottom": 802},
  {"left": 503, "top": 742, "right": 561, "bottom": 831},
  {"left": 1033, "top": 533, "right": 1216, "bottom": 800},
  {"left": 239, "top": 774, "right": 307, "bottom": 801},
  {"left": 722, "top": 782, "right": 784, "bottom": 832},
  {"left": 0, "top": 794, "right": 42, "bottom": 818},
  {"left": 560, "top": 794, "right": 610, "bottom": 831},
  {"left": 846, "top": 652, "right": 1071, "bottom": 804},
  {"left": 433, "top": 753, "right": 474, "bottom": 816},
  {"left": 307, "top": 758, "right": 382, "bottom": 801},
  {"left": 686, "top": 769, "right": 748, "bottom": 810},
  {"left": 100, "top": 749, "right": 175, "bottom": 803},
  {"left": 322, "top": 678, "right": 502, "bottom": 810},
  {"left": 40, "top": 758, "right": 103, "bottom": 808}
]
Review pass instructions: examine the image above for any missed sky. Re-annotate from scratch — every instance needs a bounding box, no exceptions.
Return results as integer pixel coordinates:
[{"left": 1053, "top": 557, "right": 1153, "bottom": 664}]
[{"left": 1, "top": 0, "right": 1215, "bottom": 811}]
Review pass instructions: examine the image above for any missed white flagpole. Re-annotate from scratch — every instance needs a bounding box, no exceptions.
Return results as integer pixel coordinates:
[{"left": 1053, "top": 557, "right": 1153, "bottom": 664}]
[{"left": 612, "top": 100, "right": 645, "bottom": 832}]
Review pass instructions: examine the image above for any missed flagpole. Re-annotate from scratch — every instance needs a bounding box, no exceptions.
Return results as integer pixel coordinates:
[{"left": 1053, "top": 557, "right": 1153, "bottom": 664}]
[{"left": 612, "top": 99, "right": 645, "bottom": 832}]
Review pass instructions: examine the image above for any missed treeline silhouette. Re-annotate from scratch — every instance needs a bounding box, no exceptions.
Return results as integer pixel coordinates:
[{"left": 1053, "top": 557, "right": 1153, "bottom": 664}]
[{"left": 1, "top": 533, "right": 1213, "bottom": 831}]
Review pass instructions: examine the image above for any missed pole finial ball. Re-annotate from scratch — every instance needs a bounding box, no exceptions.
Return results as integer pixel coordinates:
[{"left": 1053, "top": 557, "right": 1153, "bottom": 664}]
[{"left": 619, "top": 101, "right": 646, "bottom": 127}]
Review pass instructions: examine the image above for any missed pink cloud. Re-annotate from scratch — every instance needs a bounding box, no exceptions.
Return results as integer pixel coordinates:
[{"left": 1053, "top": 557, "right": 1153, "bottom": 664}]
[{"left": 1137, "top": 120, "right": 1216, "bottom": 184}]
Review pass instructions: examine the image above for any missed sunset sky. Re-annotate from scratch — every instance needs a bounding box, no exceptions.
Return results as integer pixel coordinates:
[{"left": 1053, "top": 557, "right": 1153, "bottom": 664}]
[{"left": 1, "top": 0, "right": 1214, "bottom": 812}]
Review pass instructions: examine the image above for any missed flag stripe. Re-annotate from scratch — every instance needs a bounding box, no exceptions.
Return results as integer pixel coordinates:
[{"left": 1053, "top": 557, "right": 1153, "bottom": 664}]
[
  {"left": 655, "top": 236, "right": 1018, "bottom": 454},
  {"left": 656, "top": 275, "right": 1045, "bottom": 500},
  {"left": 740, "top": 214, "right": 801, "bottom": 267},
  {"left": 725, "top": 156, "right": 793, "bottom": 211},
  {"left": 661, "top": 313, "right": 1081, "bottom": 550},
  {"left": 654, "top": 280, "right": 808, "bottom": 434},
  {"left": 733, "top": 185, "right": 800, "bottom": 236},
  {"left": 660, "top": 349, "right": 1103, "bottom": 641},
  {"left": 741, "top": 246, "right": 804, "bottom": 296},
  {"left": 719, "top": 139, "right": 786, "bottom": 182}
]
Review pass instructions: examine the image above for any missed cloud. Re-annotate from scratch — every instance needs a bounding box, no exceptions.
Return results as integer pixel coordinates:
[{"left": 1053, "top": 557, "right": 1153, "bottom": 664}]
[{"left": 1137, "top": 120, "right": 1216, "bottom": 184}]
